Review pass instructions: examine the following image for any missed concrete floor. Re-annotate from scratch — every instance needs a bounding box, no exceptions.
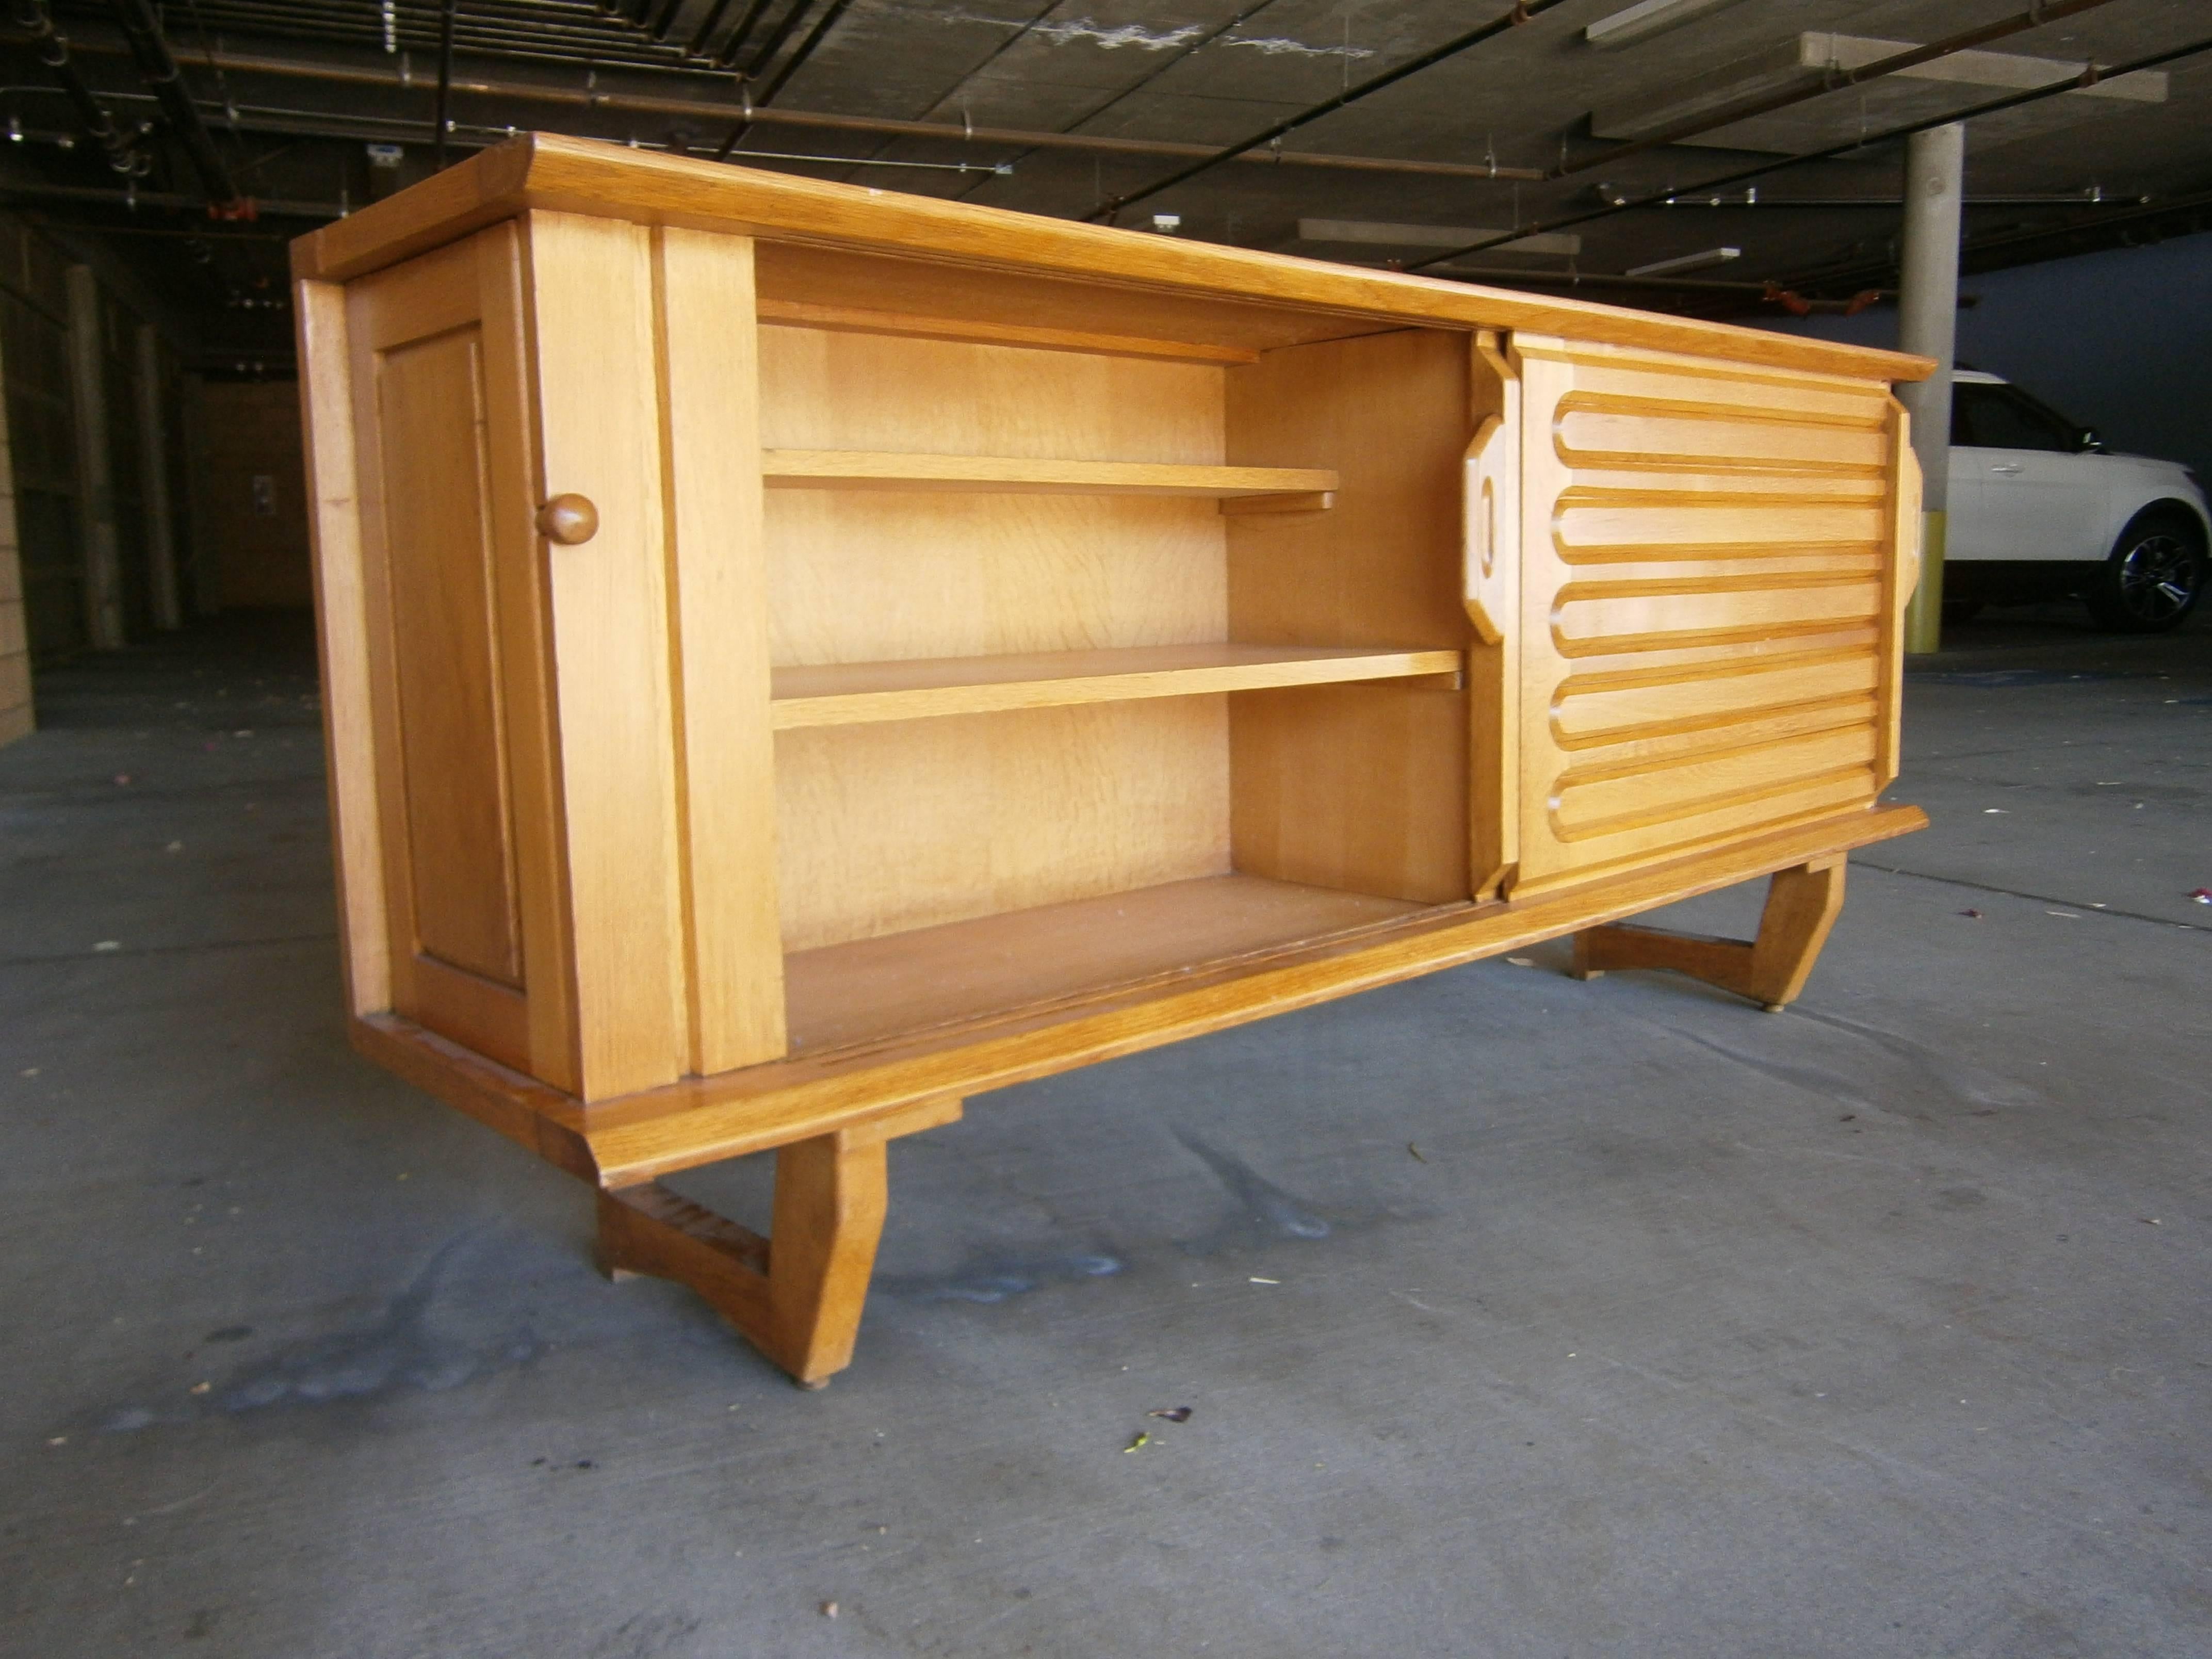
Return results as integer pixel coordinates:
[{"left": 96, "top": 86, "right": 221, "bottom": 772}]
[{"left": 4, "top": 607, "right": 2206, "bottom": 1658}]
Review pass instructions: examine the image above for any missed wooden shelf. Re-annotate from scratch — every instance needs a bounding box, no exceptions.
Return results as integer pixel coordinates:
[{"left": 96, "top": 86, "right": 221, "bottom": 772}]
[
  {"left": 770, "top": 642, "right": 1463, "bottom": 729},
  {"left": 761, "top": 449, "right": 1338, "bottom": 501},
  {"left": 784, "top": 873, "right": 1436, "bottom": 1053}
]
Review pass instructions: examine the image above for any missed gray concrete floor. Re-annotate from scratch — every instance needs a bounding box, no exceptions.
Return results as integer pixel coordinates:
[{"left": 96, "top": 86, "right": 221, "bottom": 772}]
[{"left": 4, "top": 607, "right": 2207, "bottom": 1658}]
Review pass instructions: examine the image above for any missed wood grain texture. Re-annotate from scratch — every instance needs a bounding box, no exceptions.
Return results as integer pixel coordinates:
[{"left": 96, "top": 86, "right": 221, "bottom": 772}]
[
  {"left": 358, "top": 803, "right": 1925, "bottom": 1188},
  {"left": 1877, "top": 397, "right": 1920, "bottom": 786},
  {"left": 762, "top": 325, "right": 1241, "bottom": 953},
  {"left": 758, "top": 297, "right": 1257, "bottom": 364},
  {"left": 295, "top": 278, "right": 388, "bottom": 1016},
  {"left": 762, "top": 450, "right": 1336, "bottom": 498},
  {"left": 290, "top": 134, "right": 1932, "bottom": 386},
  {"left": 771, "top": 644, "right": 1460, "bottom": 728},
  {"left": 1226, "top": 327, "right": 1473, "bottom": 905},
  {"left": 775, "top": 701, "right": 1230, "bottom": 952},
  {"left": 1571, "top": 852, "right": 1847, "bottom": 1011},
  {"left": 1508, "top": 333, "right": 1904, "bottom": 896},
  {"left": 785, "top": 873, "right": 1429, "bottom": 1054},
  {"left": 372, "top": 325, "right": 526, "bottom": 988},
  {"left": 345, "top": 226, "right": 573, "bottom": 1082},
  {"left": 653, "top": 225, "right": 787, "bottom": 1074},
  {"left": 524, "top": 209, "right": 689, "bottom": 1100},
  {"left": 1466, "top": 330, "right": 1521, "bottom": 900}
]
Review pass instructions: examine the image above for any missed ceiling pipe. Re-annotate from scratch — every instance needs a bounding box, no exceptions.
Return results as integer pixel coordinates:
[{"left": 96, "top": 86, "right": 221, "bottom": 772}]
[
  {"left": 944, "top": 0, "right": 1287, "bottom": 205},
  {"left": 11, "top": 0, "right": 146, "bottom": 175},
  {"left": 106, "top": 0, "right": 242, "bottom": 206},
  {"left": 1406, "top": 30, "right": 2212, "bottom": 271},
  {"left": 0, "top": 178, "right": 337, "bottom": 217},
  {"left": 20, "top": 37, "right": 1548, "bottom": 183},
  {"left": 1557, "top": 0, "right": 2127, "bottom": 180},
  {"left": 1082, "top": 0, "right": 1576, "bottom": 221}
]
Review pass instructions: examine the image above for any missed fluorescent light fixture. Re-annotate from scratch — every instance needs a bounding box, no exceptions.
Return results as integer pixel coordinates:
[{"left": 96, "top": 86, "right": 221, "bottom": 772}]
[
  {"left": 1586, "top": 0, "right": 1750, "bottom": 50},
  {"left": 1625, "top": 246, "right": 1742, "bottom": 277}
]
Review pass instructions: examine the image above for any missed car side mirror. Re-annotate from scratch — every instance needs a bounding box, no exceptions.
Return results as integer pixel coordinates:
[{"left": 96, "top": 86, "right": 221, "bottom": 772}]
[{"left": 2074, "top": 427, "right": 2103, "bottom": 452}]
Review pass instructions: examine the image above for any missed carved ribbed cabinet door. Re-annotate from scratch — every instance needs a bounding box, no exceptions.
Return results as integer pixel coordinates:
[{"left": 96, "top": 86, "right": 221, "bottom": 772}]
[{"left": 1508, "top": 333, "right": 1916, "bottom": 897}]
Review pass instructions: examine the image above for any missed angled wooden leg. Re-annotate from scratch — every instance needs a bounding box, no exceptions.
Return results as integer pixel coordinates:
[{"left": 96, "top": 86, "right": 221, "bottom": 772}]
[
  {"left": 1569, "top": 855, "right": 1846, "bottom": 1013},
  {"left": 596, "top": 1095, "right": 959, "bottom": 1387}
]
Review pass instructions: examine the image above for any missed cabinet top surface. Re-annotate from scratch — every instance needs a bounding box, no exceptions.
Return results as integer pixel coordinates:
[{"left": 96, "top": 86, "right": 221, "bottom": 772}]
[{"left": 293, "top": 132, "right": 1928, "bottom": 384}]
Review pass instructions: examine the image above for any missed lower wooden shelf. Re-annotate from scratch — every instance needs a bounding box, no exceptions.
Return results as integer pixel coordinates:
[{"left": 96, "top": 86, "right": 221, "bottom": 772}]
[
  {"left": 769, "top": 642, "right": 1463, "bottom": 728},
  {"left": 783, "top": 874, "right": 1436, "bottom": 1053}
]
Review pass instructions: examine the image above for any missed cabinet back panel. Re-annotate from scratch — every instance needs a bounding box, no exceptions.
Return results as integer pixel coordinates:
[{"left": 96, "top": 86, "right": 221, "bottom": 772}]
[
  {"left": 776, "top": 699, "right": 1230, "bottom": 951},
  {"left": 373, "top": 326, "right": 524, "bottom": 987},
  {"left": 760, "top": 328, "right": 1230, "bottom": 666},
  {"left": 766, "top": 491, "right": 1225, "bottom": 666},
  {"left": 759, "top": 327, "right": 1224, "bottom": 460},
  {"left": 1225, "top": 328, "right": 1475, "bottom": 904}
]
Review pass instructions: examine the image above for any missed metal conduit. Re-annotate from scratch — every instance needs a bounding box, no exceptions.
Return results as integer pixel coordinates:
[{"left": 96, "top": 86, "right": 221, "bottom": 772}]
[
  {"left": 11, "top": 0, "right": 146, "bottom": 175},
  {"left": 19, "top": 37, "right": 1549, "bottom": 182},
  {"left": 1408, "top": 31, "right": 2212, "bottom": 272},
  {"left": 1559, "top": 0, "right": 2125, "bottom": 181}
]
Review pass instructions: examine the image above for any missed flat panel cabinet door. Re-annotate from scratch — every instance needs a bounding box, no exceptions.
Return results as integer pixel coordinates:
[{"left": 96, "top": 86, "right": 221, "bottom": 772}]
[
  {"left": 347, "top": 223, "right": 577, "bottom": 1090},
  {"left": 1507, "top": 334, "right": 1910, "bottom": 895}
]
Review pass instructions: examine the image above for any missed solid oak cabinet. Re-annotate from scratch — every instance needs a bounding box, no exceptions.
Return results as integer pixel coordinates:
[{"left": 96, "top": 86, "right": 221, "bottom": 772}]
[{"left": 295, "top": 134, "right": 1928, "bottom": 1386}]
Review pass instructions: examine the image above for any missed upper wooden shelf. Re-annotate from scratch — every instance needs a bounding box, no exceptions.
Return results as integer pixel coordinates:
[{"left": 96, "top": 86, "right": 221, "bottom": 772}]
[
  {"left": 761, "top": 449, "right": 1339, "bottom": 501},
  {"left": 771, "top": 643, "right": 1462, "bottom": 729}
]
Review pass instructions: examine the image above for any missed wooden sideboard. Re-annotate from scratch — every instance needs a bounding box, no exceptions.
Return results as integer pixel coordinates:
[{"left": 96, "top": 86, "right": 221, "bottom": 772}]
[{"left": 294, "top": 134, "right": 1929, "bottom": 1386}]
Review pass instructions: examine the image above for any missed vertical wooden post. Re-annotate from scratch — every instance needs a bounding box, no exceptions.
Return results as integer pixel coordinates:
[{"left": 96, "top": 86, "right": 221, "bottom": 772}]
[
  {"left": 767, "top": 1134, "right": 890, "bottom": 1384},
  {"left": 653, "top": 226, "right": 787, "bottom": 1073},
  {"left": 132, "top": 324, "right": 182, "bottom": 631},
  {"left": 64, "top": 266, "right": 124, "bottom": 649},
  {"left": 1744, "top": 854, "right": 1847, "bottom": 1010},
  {"left": 296, "top": 278, "right": 391, "bottom": 1019},
  {"left": 524, "top": 209, "right": 691, "bottom": 1101},
  {"left": 1465, "top": 329, "right": 1520, "bottom": 901}
]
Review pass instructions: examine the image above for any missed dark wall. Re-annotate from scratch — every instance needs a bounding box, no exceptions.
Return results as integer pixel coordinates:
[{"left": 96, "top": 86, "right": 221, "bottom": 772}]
[{"left": 1760, "top": 229, "right": 2212, "bottom": 486}]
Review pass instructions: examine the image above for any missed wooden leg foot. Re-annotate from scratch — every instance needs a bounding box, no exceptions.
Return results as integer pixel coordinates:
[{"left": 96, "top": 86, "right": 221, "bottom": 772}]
[
  {"left": 1569, "top": 855, "right": 1847, "bottom": 1013},
  {"left": 595, "top": 1095, "right": 961, "bottom": 1386}
]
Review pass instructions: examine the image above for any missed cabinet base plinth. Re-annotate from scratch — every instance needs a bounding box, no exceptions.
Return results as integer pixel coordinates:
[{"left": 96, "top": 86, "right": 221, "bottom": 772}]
[
  {"left": 1569, "top": 855, "right": 1847, "bottom": 1012},
  {"left": 596, "top": 1096, "right": 962, "bottom": 1386}
]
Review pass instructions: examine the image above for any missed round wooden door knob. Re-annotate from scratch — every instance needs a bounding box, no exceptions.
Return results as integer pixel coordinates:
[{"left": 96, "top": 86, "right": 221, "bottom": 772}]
[{"left": 535, "top": 493, "right": 599, "bottom": 545}]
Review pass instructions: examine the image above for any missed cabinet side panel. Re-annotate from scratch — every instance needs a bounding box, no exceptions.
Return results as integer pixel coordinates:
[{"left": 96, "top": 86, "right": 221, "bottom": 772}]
[
  {"left": 296, "top": 279, "right": 389, "bottom": 1016},
  {"left": 655, "top": 226, "right": 787, "bottom": 1072},
  {"left": 524, "top": 209, "right": 689, "bottom": 1100},
  {"left": 1225, "top": 328, "right": 1473, "bottom": 904},
  {"left": 374, "top": 328, "right": 527, "bottom": 986},
  {"left": 1510, "top": 337, "right": 1896, "bottom": 893}
]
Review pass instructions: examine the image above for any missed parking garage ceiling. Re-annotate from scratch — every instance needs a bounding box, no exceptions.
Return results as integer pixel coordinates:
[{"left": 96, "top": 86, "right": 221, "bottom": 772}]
[{"left": 3, "top": 0, "right": 2207, "bottom": 367}]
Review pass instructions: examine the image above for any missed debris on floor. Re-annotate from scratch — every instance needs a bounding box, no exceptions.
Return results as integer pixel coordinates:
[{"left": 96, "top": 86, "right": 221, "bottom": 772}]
[{"left": 1148, "top": 1407, "right": 1193, "bottom": 1423}]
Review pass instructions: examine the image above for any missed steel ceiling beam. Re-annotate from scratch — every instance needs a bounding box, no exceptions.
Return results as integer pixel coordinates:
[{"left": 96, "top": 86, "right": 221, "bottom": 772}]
[
  {"left": 1081, "top": 0, "right": 1578, "bottom": 222},
  {"left": 1406, "top": 29, "right": 2212, "bottom": 271},
  {"left": 15, "top": 36, "right": 1549, "bottom": 182},
  {"left": 1559, "top": 0, "right": 2128, "bottom": 181}
]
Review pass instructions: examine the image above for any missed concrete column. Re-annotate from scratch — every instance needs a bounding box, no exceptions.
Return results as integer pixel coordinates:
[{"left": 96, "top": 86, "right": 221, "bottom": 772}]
[
  {"left": 64, "top": 266, "right": 125, "bottom": 650},
  {"left": 132, "top": 324, "right": 182, "bottom": 630},
  {"left": 1895, "top": 122, "right": 1963, "bottom": 655}
]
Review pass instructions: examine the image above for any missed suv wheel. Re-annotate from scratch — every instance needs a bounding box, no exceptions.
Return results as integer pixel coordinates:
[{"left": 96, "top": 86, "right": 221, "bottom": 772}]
[{"left": 2086, "top": 512, "right": 2205, "bottom": 633}]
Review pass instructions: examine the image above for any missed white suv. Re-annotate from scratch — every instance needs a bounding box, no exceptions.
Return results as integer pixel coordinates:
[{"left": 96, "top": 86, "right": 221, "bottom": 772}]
[{"left": 1944, "top": 369, "right": 2208, "bottom": 632}]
